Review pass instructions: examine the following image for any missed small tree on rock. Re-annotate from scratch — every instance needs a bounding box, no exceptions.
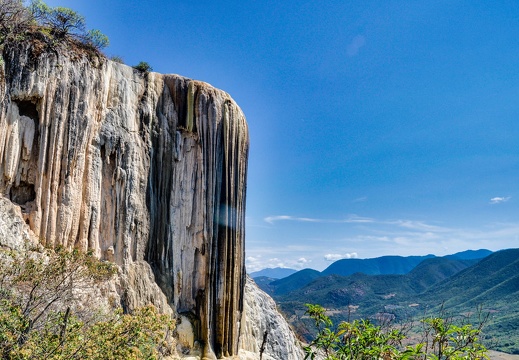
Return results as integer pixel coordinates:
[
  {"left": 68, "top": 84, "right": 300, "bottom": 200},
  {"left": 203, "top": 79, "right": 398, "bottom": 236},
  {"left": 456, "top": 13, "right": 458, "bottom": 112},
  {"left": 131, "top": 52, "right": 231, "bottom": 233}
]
[
  {"left": 0, "top": 0, "right": 32, "bottom": 43},
  {"left": 85, "top": 28, "right": 109, "bottom": 49},
  {"left": 30, "top": 0, "right": 85, "bottom": 38},
  {"left": 133, "top": 61, "right": 153, "bottom": 73}
]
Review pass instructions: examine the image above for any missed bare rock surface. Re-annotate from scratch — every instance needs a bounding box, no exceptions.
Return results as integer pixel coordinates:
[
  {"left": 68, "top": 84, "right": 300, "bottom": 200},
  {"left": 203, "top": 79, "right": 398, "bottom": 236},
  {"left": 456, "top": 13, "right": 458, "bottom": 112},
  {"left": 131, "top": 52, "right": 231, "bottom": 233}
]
[
  {"left": 239, "top": 276, "right": 306, "bottom": 360},
  {"left": 0, "top": 194, "right": 39, "bottom": 251}
]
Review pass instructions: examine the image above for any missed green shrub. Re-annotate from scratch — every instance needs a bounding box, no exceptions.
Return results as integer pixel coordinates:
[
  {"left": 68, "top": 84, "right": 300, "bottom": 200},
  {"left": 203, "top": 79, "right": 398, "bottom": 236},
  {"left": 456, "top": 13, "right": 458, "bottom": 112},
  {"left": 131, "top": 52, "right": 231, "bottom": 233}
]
[
  {"left": 0, "top": 0, "right": 32, "bottom": 43},
  {"left": 133, "top": 61, "right": 153, "bottom": 73},
  {"left": 0, "top": 247, "right": 174, "bottom": 359},
  {"left": 110, "top": 55, "right": 124, "bottom": 64},
  {"left": 303, "top": 303, "right": 489, "bottom": 360},
  {"left": 85, "top": 28, "right": 109, "bottom": 49},
  {"left": 1, "top": 0, "right": 110, "bottom": 52}
]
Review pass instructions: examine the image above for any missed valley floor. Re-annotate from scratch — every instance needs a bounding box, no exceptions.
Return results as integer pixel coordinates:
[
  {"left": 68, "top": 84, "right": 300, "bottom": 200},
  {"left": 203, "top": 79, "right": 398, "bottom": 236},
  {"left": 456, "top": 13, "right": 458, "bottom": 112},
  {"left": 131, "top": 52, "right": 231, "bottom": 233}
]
[{"left": 488, "top": 351, "right": 519, "bottom": 360}]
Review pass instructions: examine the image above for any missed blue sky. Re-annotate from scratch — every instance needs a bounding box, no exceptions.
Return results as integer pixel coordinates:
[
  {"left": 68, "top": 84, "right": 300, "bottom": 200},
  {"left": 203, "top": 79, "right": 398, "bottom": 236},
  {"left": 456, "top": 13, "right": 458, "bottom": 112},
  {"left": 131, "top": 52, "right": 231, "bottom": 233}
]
[{"left": 45, "top": 0, "right": 518, "bottom": 271}]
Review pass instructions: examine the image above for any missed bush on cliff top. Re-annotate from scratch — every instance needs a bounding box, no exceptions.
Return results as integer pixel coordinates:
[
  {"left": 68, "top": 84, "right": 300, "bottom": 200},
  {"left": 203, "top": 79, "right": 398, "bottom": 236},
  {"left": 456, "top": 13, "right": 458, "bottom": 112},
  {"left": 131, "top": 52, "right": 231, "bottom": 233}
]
[{"left": 0, "top": 0, "right": 109, "bottom": 52}]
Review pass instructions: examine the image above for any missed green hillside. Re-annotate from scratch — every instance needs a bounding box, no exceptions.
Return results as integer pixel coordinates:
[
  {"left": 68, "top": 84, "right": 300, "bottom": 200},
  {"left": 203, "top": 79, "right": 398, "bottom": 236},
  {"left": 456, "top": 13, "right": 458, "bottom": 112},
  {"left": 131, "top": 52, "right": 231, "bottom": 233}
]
[
  {"left": 266, "top": 268, "right": 322, "bottom": 296},
  {"left": 416, "top": 249, "right": 519, "bottom": 353},
  {"left": 275, "top": 249, "right": 519, "bottom": 353},
  {"left": 419, "top": 248, "right": 519, "bottom": 307},
  {"left": 321, "top": 255, "right": 435, "bottom": 276},
  {"left": 406, "top": 257, "right": 478, "bottom": 293}
]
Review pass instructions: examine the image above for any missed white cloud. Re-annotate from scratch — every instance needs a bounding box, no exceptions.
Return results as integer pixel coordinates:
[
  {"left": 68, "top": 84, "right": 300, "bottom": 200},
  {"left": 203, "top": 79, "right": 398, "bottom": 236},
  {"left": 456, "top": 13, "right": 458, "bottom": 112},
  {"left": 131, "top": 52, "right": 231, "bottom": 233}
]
[
  {"left": 324, "top": 252, "right": 358, "bottom": 262},
  {"left": 297, "top": 257, "right": 309, "bottom": 264},
  {"left": 264, "top": 215, "right": 320, "bottom": 224},
  {"left": 264, "top": 214, "right": 373, "bottom": 224},
  {"left": 346, "top": 35, "right": 366, "bottom": 57},
  {"left": 391, "top": 220, "right": 450, "bottom": 232},
  {"left": 249, "top": 212, "right": 519, "bottom": 271},
  {"left": 490, "top": 196, "right": 510, "bottom": 204}
]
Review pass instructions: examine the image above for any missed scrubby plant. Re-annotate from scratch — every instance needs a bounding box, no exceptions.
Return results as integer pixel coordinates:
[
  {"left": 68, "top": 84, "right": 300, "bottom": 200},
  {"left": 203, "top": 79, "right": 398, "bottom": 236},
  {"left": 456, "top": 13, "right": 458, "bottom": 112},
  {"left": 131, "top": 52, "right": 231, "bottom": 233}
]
[
  {"left": 30, "top": 0, "right": 85, "bottom": 38},
  {"left": 0, "top": 247, "right": 174, "bottom": 359},
  {"left": 303, "top": 303, "right": 489, "bottom": 360},
  {"left": 0, "top": 0, "right": 110, "bottom": 50},
  {"left": 110, "top": 55, "right": 124, "bottom": 64},
  {"left": 133, "top": 61, "right": 153, "bottom": 73},
  {"left": 0, "top": 0, "right": 32, "bottom": 43},
  {"left": 85, "top": 28, "right": 109, "bottom": 49}
]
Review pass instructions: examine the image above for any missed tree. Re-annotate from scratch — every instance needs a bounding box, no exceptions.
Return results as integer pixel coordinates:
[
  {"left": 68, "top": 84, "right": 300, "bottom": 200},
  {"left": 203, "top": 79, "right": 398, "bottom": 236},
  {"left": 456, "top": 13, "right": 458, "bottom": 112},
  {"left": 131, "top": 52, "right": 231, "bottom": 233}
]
[
  {"left": 1, "top": 1, "right": 110, "bottom": 51},
  {"left": 86, "top": 28, "right": 109, "bottom": 49},
  {"left": 30, "top": 0, "right": 85, "bottom": 38},
  {"left": 0, "top": 0, "right": 32, "bottom": 42},
  {"left": 303, "top": 304, "right": 489, "bottom": 360},
  {"left": 0, "top": 247, "right": 174, "bottom": 359}
]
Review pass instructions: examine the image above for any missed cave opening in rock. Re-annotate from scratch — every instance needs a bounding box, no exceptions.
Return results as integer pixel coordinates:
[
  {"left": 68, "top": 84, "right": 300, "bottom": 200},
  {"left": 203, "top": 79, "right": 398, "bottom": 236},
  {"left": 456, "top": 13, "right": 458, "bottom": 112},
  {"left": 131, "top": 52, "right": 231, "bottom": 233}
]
[
  {"left": 16, "top": 100, "right": 39, "bottom": 123},
  {"left": 10, "top": 181, "right": 36, "bottom": 205}
]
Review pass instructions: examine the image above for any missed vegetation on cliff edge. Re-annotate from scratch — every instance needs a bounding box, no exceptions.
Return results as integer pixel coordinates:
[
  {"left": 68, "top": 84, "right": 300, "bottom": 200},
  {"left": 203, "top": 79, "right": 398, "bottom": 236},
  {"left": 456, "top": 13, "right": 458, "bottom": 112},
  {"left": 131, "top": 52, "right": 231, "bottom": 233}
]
[{"left": 0, "top": 0, "right": 109, "bottom": 54}]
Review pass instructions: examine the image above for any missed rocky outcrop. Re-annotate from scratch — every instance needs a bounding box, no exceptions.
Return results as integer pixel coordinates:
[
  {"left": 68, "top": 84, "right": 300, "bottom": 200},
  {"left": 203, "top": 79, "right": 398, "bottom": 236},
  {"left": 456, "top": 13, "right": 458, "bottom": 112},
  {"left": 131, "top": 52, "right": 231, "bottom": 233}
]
[
  {"left": 239, "top": 276, "right": 306, "bottom": 360},
  {"left": 0, "top": 40, "right": 248, "bottom": 358}
]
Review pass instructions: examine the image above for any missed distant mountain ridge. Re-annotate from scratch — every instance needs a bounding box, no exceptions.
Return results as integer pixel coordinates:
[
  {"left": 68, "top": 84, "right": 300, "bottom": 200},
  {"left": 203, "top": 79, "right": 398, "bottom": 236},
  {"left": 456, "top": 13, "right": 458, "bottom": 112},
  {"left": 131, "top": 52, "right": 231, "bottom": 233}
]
[
  {"left": 444, "top": 249, "right": 494, "bottom": 260},
  {"left": 249, "top": 267, "right": 297, "bottom": 279},
  {"left": 322, "top": 254, "right": 436, "bottom": 276},
  {"left": 253, "top": 249, "right": 493, "bottom": 296},
  {"left": 270, "top": 248, "right": 519, "bottom": 354}
]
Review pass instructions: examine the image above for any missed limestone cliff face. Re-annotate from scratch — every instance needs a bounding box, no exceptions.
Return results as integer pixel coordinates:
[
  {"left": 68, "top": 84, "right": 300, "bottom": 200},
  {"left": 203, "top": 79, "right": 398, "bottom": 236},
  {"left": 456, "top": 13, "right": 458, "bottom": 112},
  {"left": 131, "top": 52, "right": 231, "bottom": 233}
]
[{"left": 0, "top": 41, "right": 248, "bottom": 358}]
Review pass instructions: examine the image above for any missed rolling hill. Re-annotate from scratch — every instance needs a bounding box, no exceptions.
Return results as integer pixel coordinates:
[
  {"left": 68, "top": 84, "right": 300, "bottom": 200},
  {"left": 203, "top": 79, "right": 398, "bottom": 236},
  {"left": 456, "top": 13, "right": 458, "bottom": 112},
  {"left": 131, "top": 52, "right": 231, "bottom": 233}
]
[
  {"left": 321, "top": 255, "right": 435, "bottom": 276},
  {"left": 260, "top": 268, "right": 322, "bottom": 296},
  {"left": 273, "top": 249, "right": 519, "bottom": 353}
]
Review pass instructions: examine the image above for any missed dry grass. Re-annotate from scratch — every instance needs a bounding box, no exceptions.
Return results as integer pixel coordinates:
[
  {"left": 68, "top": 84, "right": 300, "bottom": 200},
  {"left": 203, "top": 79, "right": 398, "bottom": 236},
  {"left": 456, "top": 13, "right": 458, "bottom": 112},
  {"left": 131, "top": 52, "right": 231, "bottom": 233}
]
[{"left": 488, "top": 350, "right": 519, "bottom": 360}]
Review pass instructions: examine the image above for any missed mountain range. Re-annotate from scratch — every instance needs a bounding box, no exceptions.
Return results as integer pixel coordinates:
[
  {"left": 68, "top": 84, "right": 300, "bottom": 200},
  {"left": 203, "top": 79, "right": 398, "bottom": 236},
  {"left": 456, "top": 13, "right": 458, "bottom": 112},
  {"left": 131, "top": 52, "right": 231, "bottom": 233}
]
[
  {"left": 253, "top": 248, "right": 519, "bottom": 354},
  {"left": 249, "top": 267, "right": 298, "bottom": 279},
  {"left": 252, "top": 249, "right": 492, "bottom": 297}
]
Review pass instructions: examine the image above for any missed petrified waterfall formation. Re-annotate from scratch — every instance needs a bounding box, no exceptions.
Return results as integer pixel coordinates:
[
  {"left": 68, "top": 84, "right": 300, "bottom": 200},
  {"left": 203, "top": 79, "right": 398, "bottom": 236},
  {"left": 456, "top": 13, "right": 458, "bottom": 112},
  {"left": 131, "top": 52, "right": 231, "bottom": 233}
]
[{"left": 0, "top": 41, "right": 248, "bottom": 358}]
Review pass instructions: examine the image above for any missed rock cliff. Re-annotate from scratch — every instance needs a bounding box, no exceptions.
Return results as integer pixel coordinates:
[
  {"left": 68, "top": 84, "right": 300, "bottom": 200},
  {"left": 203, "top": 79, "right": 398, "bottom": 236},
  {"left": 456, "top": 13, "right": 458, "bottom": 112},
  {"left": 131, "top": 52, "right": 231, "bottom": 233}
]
[
  {"left": 0, "top": 39, "right": 257, "bottom": 359},
  {"left": 239, "top": 276, "right": 306, "bottom": 360}
]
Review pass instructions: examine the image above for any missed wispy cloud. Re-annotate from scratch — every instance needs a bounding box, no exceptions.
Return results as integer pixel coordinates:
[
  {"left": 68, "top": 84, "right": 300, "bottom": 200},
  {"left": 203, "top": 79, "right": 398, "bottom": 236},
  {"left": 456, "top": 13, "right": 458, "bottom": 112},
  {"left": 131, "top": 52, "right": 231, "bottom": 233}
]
[
  {"left": 264, "top": 214, "right": 373, "bottom": 225},
  {"left": 346, "top": 35, "right": 366, "bottom": 57},
  {"left": 249, "top": 213, "right": 519, "bottom": 271},
  {"left": 490, "top": 196, "right": 511, "bottom": 204},
  {"left": 391, "top": 220, "right": 451, "bottom": 232},
  {"left": 264, "top": 215, "right": 320, "bottom": 224},
  {"left": 324, "top": 253, "right": 358, "bottom": 262}
]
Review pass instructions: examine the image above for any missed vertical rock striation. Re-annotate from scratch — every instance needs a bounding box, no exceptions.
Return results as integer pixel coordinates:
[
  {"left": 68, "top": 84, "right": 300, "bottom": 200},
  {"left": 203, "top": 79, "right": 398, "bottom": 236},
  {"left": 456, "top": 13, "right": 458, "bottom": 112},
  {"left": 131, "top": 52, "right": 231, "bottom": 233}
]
[{"left": 0, "top": 41, "right": 248, "bottom": 358}]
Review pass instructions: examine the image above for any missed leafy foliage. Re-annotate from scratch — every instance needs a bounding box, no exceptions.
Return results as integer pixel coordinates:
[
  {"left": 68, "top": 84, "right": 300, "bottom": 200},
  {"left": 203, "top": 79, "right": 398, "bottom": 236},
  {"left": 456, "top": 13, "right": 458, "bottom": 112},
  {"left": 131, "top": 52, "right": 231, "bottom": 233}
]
[
  {"left": 304, "top": 304, "right": 489, "bottom": 360},
  {"left": 85, "top": 28, "right": 109, "bottom": 49},
  {"left": 110, "top": 55, "right": 124, "bottom": 64},
  {"left": 30, "top": 0, "right": 85, "bottom": 38},
  {"left": 0, "top": 247, "right": 174, "bottom": 359},
  {"left": 133, "top": 61, "right": 153, "bottom": 73},
  {"left": 0, "top": 0, "right": 109, "bottom": 50},
  {"left": 0, "top": 0, "right": 32, "bottom": 42}
]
